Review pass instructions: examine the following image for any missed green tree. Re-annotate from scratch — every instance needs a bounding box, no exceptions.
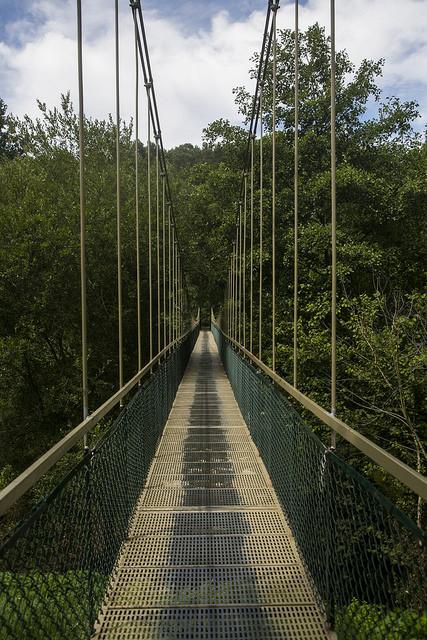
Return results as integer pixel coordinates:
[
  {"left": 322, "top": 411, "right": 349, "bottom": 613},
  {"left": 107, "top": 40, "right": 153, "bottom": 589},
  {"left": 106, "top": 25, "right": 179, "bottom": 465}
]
[
  {"left": 0, "top": 99, "right": 20, "bottom": 160},
  {"left": 205, "top": 24, "right": 426, "bottom": 519},
  {"left": 0, "top": 95, "right": 149, "bottom": 484}
]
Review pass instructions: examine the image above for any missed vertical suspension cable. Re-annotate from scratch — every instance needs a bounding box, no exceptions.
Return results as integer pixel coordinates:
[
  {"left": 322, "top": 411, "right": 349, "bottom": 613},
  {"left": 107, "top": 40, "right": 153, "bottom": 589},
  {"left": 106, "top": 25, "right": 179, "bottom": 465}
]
[
  {"left": 77, "top": 0, "right": 88, "bottom": 445},
  {"left": 183, "top": 269, "right": 185, "bottom": 334},
  {"left": 175, "top": 248, "right": 178, "bottom": 339},
  {"left": 229, "top": 235, "right": 236, "bottom": 338},
  {"left": 259, "top": 86, "right": 264, "bottom": 361},
  {"left": 146, "top": 96, "right": 153, "bottom": 360},
  {"left": 175, "top": 241, "right": 179, "bottom": 340},
  {"left": 171, "top": 230, "right": 175, "bottom": 341},
  {"left": 238, "top": 206, "right": 243, "bottom": 344},
  {"left": 271, "top": 2, "right": 278, "bottom": 372},
  {"left": 177, "top": 257, "right": 181, "bottom": 338},
  {"left": 177, "top": 255, "right": 180, "bottom": 338},
  {"left": 233, "top": 232, "right": 239, "bottom": 340},
  {"left": 156, "top": 137, "right": 161, "bottom": 353},
  {"left": 181, "top": 264, "right": 184, "bottom": 336},
  {"left": 225, "top": 268, "right": 228, "bottom": 333},
  {"left": 231, "top": 263, "right": 234, "bottom": 335},
  {"left": 294, "top": 0, "right": 299, "bottom": 387},
  {"left": 162, "top": 181, "right": 167, "bottom": 350},
  {"left": 177, "top": 245, "right": 179, "bottom": 339},
  {"left": 168, "top": 206, "right": 172, "bottom": 346},
  {"left": 227, "top": 257, "right": 233, "bottom": 335},
  {"left": 183, "top": 270, "right": 186, "bottom": 332},
  {"left": 231, "top": 244, "right": 235, "bottom": 337},
  {"left": 229, "top": 258, "right": 233, "bottom": 334},
  {"left": 330, "top": 0, "right": 337, "bottom": 447},
  {"left": 243, "top": 177, "right": 247, "bottom": 348},
  {"left": 250, "top": 136, "right": 254, "bottom": 354},
  {"left": 180, "top": 262, "right": 183, "bottom": 336},
  {"left": 171, "top": 229, "right": 174, "bottom": 341},
  {"left": 115, "top": 0, "right": 124, "bottom": 396},
  {"left": 236, "top": 230, "right": 239, "bottom": 341},
  {"left": 226, "top": 264, "right": 229, "bottom": 333},
  {"left": 230, "top": 267, "right": 232, "bottom": 335},
  {"left": 134, "top": 11, "right": 142, "bottom": 373},
  {"left": 234, "top": 243, "right": 237, "bottom": 339},
  {"left": 183, "top": 271, "right": 185, "bottom": 333}
]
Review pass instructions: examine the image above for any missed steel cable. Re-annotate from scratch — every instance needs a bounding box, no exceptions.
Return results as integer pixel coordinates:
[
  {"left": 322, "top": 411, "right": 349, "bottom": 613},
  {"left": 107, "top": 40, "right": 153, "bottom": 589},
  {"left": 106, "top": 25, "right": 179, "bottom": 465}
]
[
  {"left": 250, "top": 136, "right": 254, "bottom": 353},
  {"left": 147, "top": 99, "right": 153, "bottom": 360},
  {"left": 115, "top": 0, "right": 123, "bottom": 397},
  {"left": 168, "top": 206, "right": 172, "bottom": 347},
  {"left": 162, "top": 177, "right": 166, "bottom": 350},
  {"left": 330, "top": 0, "right": 337, "bottom": 447},
  {"left": 238, "top": 206, "right": 243, "bottom": 344},
  {"left": 243, "top": 176, "right": 247, "bottom": 348},
  {"left": 271, "top": 1, "right": 278, "bottom": 372},
  {"left": 76, "top": 0, "right": 88, "bottom": 442},
  {"left": 259, "top": 85, "right": 264, "bottom": 361},
  {"left": 156, "top": 137, "right": 161, "bottom": 353},
  {"left": 294, "top": 0, "right": 299, "bottom": 388},
  {"left": 134, "top": 10, "right": 142, "bottom": 373}
]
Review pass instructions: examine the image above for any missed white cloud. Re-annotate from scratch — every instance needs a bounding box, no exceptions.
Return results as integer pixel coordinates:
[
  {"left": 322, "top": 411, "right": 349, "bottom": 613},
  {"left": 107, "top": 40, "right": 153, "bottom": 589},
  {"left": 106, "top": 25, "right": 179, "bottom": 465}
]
[
  {"left": 278, "top": 0, "right": 427, "bottom": 122},
  {"left": 0, "top": 0, "right": 426, "bottom": 148}
]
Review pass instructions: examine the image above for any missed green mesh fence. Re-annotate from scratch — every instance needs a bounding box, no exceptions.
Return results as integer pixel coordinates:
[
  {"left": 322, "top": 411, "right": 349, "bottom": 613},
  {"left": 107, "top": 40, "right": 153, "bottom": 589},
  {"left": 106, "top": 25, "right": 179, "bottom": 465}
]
[
  {"left": 212, "top": 324, "right": 426, "bottom": 640},
  {"left": 0, "top": 327, "right": 198, "bottom": 640}
]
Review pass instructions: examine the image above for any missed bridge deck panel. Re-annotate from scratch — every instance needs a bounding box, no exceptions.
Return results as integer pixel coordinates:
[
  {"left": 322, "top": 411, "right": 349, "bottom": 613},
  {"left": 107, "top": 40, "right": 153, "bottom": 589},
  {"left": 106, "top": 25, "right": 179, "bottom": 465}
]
[{"left": 94, "top": 331, "right": 327, "bottom": 639}]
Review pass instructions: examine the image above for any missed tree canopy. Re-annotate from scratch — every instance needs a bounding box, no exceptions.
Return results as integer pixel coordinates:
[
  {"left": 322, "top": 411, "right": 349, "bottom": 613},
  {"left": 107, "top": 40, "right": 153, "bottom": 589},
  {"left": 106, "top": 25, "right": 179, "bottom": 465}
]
[{"left": 0, "top": 24, "right": 425, "bottom": 526}]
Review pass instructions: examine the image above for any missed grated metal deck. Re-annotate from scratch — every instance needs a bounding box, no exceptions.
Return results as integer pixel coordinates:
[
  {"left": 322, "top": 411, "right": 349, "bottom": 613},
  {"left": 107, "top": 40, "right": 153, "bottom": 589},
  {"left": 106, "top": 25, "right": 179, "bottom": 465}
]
[{"left": 94, "top": 331, "right": 327, "bottom": 639}]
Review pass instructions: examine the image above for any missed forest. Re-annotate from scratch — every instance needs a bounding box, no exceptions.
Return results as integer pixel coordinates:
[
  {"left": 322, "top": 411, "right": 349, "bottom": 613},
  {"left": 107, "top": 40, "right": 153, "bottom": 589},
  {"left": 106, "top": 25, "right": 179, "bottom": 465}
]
[{"left": 0, "top": 24, "right": 426, "bottom": 528}]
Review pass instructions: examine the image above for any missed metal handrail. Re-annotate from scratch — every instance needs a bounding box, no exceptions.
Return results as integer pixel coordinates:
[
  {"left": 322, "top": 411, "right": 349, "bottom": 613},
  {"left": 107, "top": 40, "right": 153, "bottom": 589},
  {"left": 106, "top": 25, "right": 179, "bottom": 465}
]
[
  {"left": 0, "top": 321, "right": 199, "bottom": 516},
  {"left": 212, "top": 317, "right": 427, "bottom": 500}
]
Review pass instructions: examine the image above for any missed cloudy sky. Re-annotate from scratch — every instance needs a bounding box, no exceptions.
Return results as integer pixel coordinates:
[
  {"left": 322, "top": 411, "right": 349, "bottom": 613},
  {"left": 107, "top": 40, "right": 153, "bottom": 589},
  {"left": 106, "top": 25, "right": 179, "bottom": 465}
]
[{"left": 0, "top": 0, "right": 426, "bottom": 148}]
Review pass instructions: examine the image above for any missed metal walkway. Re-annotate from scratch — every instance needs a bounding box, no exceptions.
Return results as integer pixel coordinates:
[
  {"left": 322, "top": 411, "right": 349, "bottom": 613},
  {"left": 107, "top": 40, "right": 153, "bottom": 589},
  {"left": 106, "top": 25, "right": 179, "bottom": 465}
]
[{"left": 95, "top": 331, "right": 327, "bottom": 639}]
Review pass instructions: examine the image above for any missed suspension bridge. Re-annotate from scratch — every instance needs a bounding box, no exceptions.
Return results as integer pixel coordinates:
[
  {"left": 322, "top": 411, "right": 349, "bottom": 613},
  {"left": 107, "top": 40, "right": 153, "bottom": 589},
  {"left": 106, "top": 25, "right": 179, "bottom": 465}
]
[{"left": 0, "top": 1, "right": 426, "bottom": 639}]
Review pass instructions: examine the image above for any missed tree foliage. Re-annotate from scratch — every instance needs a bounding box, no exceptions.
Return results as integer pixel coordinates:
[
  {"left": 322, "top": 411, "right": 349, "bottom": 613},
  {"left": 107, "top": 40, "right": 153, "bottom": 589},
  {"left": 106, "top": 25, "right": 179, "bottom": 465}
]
[
  {"left": 172, "top": 25, "right": 427, "bottom": 522},
  {"left": 0, "top": 94, "right": 150, "bottom": 483},
  {"left": 0, "top": 24, "right": 425, "bottom": 526}
]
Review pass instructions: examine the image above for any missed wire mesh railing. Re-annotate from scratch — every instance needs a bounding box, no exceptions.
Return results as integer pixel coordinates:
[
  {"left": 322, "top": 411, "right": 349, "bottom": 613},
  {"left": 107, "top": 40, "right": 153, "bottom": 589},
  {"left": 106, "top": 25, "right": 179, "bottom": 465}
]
[
  {"left": 212, "top": 323, "right": 426, "bottom": 640},
  {"left": 0, "top": 326, "right": 198, "bottom": 640}
]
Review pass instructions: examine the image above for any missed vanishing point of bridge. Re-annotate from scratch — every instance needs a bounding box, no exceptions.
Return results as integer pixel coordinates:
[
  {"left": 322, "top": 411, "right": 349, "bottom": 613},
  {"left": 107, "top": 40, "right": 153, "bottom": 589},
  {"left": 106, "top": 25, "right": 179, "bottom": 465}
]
[{"left": 95, "top": 331, "right": 326, "bottom": 638}]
